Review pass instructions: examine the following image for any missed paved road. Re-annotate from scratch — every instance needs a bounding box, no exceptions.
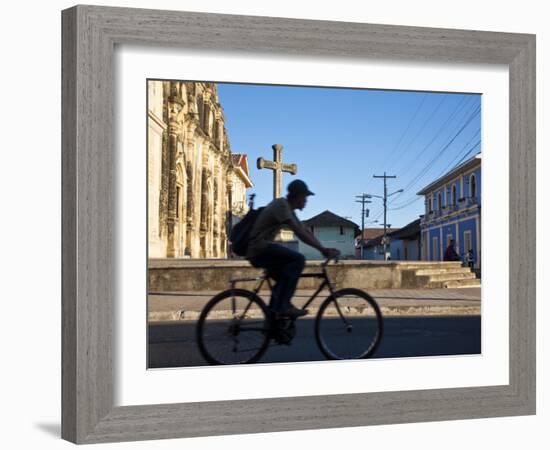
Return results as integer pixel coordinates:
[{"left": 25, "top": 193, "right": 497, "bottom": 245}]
[
  {"left": 148, "top": 288, "right": 481, "bottom": 322},
  {"left": 148, "top": 315, "right": 481, "bottom": 368}
]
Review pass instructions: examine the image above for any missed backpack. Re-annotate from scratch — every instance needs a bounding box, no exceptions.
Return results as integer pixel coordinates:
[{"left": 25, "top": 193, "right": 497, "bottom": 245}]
[{"left": 229, "top": 207, "right": 265, "bottom": 257}]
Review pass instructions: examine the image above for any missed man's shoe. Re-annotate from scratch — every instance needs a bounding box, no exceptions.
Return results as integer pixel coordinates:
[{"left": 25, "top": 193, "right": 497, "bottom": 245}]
[{"left": 278, "top": 305, "right": 308, "bottom": 319}]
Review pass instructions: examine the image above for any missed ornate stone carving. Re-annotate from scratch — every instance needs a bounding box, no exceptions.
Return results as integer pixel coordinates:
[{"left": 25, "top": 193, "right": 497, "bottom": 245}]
[
  {"left": 148, "top": 81, "right": 252, "bottom": 258},
  {"left": 213, "top": 177, "right": 219, "bottom": 237},
  {"left": 200, "top": 170, "right": 210, "bottom": 232},
  {"left": 185, "top": 161, "right": 194, "bottom": 227}
]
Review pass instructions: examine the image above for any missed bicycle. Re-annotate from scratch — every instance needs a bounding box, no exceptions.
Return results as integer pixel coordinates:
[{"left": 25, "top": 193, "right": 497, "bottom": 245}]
[{"left": 196, "top": 256, "right": 383, "bottom": 365}]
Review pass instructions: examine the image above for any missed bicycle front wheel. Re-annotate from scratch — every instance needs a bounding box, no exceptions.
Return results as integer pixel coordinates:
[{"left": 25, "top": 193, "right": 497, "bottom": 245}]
[
  {"left": 315, "top": 288, "right": 383, "bottom": 360},
  {"left": 196, "top": 289, "right": 270, "bottom": 365}
]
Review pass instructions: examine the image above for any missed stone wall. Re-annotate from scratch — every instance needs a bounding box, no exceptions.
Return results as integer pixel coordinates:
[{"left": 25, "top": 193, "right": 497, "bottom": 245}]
[{"left": 148, "top": 260, "right": 465, "bottom": 292}]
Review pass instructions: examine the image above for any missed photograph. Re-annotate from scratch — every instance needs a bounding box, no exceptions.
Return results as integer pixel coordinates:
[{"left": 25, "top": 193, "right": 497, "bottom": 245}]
[{"left": 147, "top": 80, "right": 482, "bottom": 368}]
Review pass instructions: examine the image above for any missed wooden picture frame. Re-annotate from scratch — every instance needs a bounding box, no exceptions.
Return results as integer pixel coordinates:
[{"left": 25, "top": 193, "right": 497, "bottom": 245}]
[{"left": 62, "top": 5, "right": 536, "bottom": 444}]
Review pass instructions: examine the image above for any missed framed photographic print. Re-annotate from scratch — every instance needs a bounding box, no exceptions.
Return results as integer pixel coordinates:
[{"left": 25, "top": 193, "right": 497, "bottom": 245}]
[
  {"left": 145, "top": 79, "right": 485, "bottom": 370},
  {"left": 62, "top": 4, "right": 535, "bottom": 444}
]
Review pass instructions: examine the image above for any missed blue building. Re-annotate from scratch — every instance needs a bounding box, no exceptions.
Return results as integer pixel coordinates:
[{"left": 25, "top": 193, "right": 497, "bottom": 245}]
[
  {"left": 362, "top": 220, "right": 420, "bottom": 261},
  {"left": 388, "top": 219, "right": 421, "bottom": 261},
  {"left": 355, "top": 227, "right": 399, "bottom": 259},
  {"left": 362, "top": 234, "right": 386, "bottom": 260},
  {"left": 417, "top": 154, "right": 481, "bottom": 269}
]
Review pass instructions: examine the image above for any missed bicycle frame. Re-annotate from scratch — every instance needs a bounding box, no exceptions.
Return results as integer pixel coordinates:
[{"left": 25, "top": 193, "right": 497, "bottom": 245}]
[
  {"left": 228, "top": 259, "right": 338, "bottom": 317},
  {"left": 197, "top": 257, "right": 383, "bottom": 363}
]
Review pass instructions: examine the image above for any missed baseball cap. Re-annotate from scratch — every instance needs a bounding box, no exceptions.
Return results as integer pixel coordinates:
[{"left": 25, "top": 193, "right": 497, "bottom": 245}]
[{"left": 287, "top": 179, "right": 315, "bottom": 196}]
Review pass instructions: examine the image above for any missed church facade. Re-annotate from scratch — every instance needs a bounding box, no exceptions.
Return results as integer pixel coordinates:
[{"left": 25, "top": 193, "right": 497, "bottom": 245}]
[{"left": 148, "top": 80, "right": 249, "bottom": 258}]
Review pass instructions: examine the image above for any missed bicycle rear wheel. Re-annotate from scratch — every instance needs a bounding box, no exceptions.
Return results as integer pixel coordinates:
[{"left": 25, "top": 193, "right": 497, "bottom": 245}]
[
  {"left": 315, "top": 288, "right": 383, "bottom": 360},
  {"left": 196, "top": 289, "right": 270, "bottom": 365}
]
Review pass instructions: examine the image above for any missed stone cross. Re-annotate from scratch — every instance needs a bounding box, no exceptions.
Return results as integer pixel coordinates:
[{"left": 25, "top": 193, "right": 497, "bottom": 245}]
[{"left": 257, "top": 144, "right": 297, "bottom": 199}]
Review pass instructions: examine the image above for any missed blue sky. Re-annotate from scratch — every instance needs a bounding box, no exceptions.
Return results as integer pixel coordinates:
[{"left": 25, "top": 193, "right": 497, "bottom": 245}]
[{"left": 217, "top": 83, "right": 481, "bottom": 229}]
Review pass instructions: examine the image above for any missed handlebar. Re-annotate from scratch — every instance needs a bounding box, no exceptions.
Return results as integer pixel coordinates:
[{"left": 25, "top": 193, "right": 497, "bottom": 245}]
[{"left": 322, "top": 254, "right": 340, "bottom": 267}]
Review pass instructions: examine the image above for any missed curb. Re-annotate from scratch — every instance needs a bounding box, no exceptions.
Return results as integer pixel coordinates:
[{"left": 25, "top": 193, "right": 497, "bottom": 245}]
[{"left": 148, "top": 305, "right": 481, "bottom": 323}]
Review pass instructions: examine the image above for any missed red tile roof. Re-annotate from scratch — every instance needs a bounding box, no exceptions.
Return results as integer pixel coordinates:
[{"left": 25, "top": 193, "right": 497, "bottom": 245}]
[
  {"left": 231, "top": 153, "right": 251, "bottom": 178},
  {"left": 357, "top": 228, "right": 399, "bottom": 241}
]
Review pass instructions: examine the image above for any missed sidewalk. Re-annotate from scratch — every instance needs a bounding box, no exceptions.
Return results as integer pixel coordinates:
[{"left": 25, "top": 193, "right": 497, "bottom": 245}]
[{"left": 148, "top": 287, "right": 481, "bottom": 322}]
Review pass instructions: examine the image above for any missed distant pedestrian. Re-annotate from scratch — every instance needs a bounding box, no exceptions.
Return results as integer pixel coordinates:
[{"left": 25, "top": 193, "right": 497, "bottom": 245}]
[
  {"left": 466, "top": 249, "right": 475, "bottom": 270},
  {"left": 443, "top": 239, "right": 461, "bottom": 262}
]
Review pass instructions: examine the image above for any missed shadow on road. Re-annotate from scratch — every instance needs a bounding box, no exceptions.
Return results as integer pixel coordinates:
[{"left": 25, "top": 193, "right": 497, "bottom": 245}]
[{"left": 148, "top": 315, "right": 481, "bottom": 369}]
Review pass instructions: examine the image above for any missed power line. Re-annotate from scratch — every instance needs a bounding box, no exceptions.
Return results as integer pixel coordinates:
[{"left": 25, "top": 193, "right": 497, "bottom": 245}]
[
  {"left": 389, "top": 128, "right": 481, "bottom": 208},
  {"left": 384, "top": 93, "right": 428, "bottom": 162},
  {"left": 376, "top": 94, "right": 464, "bottom": 219},
  {"left": 391, "top": 94, "right": 448, "bottom": 168},
  {"left": 369, "top": 95, "right": 441, "bottom": 193},
  {"left": 434, "top": 129, "right": 481, "bottom": 178},
  {"left": 394, "top": 97, "right": 474, "bottom": 178},
  {"left": 384, "top": 105, "right": 480, "bottom": 219},
  {"left": 394, "top": 106, "right": 481, "bottom": 197},
  {"left": 393, "top": 95, "right": 473, "bottom": 177},
  {"left": 451, "top": 140, "right": 481, "bottom": 168},
  {"left": 364, "top": 95, "right": 480, "bottom": 228},
  {"left": 368, "top": 95, "right": 473, "bottom": 211},
  {"left": 389, "top": 196, "right": 424, "bottom": 211},
  {"left": 389, "top": 139, "right": 481, "bottom": 211}
]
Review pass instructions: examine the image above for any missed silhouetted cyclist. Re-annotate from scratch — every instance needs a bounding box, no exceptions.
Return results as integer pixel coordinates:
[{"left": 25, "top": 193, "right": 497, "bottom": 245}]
[{"left": 246, "top": 180, "right": 340, "bottom": 318}]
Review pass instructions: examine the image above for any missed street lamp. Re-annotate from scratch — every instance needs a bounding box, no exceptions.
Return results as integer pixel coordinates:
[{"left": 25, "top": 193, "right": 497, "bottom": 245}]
[{"left": 388, "top": 189, "right": 404, "bottom": 197}]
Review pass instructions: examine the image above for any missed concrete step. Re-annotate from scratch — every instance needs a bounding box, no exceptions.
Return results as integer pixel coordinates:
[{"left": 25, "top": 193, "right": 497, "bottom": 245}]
[
  {"left": 415, "top": 268, "right": 473, "bottom": 276},
  {"left": 427, "top": 272, "right": 477, "bottom": 282},
  {"left": 398, "top": 262, "right": 463, "bottom": 270},
  {"left": 442, "top": 278, "right": 481, "bottom": 288}
]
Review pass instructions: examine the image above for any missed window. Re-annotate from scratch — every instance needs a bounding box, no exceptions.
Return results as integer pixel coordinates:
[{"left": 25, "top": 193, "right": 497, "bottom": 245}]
[
  {"left": 422, "top": 232, "right": 428, "bottom": 260},
  {"left": 207, "top": 109, "right": 213, "bottom": 136},
  {"left": 213, "top": 119, "right": 218, "bottom": 142},
  {"left": 428, "top": 197, "right": 432, "bottom": 212},
  {"left": 432, "top": 236, "right": 439, "bottom": 261},
  {"left": 310, "top": 226, "right": 314, "bottom": 233},
  {"left": 176, "top": 186, "right": 181, "bottom": 218},
  {"left": 217, "top": 125, "right": 223, "bottom": 148},
  {"left": 470, "top": 174, "right": 477, "bottom": 199},
  {"left": 464, "top": 230, "right": 472, "bottom": 254},
  {"left": 339, "top": 226, "right": 344, "bottom": 235},
  {"left": 438, "top": 192, "right": 442, "bottom": 210},
  {"left": 203, "top": 105, "right": 211, "bottom": 135},
  {"left": 452, "top": 185, "right": 457, "bottom": 206},
  {"left": 196, "top": 94, "right": 204, "bottom": 128}
]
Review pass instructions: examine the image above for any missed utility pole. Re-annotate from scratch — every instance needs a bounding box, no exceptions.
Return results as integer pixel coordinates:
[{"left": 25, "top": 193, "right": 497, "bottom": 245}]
[
  {"left": 355, "top": 194, "right": 372, "bottom": 259},
  {"left": 372, "top": 172, "right": 402, "bottom": 260}
]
